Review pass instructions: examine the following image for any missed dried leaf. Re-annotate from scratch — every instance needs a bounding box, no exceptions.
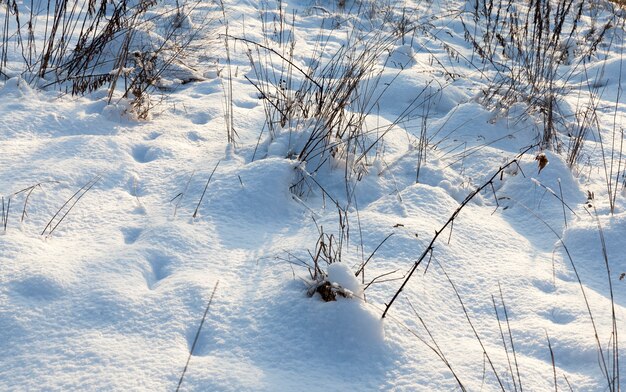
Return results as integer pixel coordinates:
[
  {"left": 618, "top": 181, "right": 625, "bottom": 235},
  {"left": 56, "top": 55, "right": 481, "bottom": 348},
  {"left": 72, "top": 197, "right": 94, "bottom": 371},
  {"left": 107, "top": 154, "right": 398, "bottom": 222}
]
[{"left": 535, "top": 153, "right": 549, "bottom": 174}]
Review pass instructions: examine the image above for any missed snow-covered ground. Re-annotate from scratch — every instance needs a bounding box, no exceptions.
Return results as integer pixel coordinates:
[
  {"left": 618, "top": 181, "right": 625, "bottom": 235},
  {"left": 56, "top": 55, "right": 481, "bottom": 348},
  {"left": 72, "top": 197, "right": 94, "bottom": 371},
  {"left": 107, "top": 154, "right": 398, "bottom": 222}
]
[{"left": 1, "top": 0, "right": 625, "bottom": 390}]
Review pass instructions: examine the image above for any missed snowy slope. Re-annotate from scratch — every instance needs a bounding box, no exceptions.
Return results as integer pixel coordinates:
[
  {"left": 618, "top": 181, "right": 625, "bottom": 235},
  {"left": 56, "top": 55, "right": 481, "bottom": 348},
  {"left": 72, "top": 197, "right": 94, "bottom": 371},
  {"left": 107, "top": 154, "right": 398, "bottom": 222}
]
[{"left": 1, "top": 0, "right": 625, "bottom": 391}]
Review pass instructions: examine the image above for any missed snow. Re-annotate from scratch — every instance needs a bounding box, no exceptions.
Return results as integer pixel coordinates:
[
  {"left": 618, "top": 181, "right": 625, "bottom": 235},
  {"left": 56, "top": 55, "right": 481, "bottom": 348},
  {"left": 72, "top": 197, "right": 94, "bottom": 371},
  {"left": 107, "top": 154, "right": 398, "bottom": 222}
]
[
  {"left": 327, "top": 261, "right": 362, "bottom": 296},
  {"left": 1, "top": 0, "right": 625, "bottom": 390}
]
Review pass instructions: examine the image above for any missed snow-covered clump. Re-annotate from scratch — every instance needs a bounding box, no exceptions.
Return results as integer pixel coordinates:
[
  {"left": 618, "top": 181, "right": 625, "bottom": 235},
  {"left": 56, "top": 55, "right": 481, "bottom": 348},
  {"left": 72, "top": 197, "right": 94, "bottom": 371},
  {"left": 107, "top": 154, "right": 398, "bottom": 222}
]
[
  {"left": 387, "top": 45, "right": 417, "bottom": 69},
  {"left": 327, "top": 262, "right": 362, "bottom": 298}
]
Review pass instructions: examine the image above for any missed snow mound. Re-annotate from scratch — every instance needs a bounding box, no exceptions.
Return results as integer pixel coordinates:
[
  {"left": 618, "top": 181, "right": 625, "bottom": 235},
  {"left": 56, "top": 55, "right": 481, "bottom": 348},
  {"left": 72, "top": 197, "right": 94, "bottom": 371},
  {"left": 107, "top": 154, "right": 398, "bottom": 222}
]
[{"left": 387, "top": 45, "right": 417, "bottom": 69}]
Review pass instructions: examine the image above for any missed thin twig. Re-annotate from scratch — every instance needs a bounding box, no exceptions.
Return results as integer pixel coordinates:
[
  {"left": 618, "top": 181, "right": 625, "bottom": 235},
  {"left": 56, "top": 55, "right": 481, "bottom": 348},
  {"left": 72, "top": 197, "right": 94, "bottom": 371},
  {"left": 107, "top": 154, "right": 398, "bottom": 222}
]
[
  {"left": 192, "top": 161, "right": 220, "bottom": 219},
  {"left": 382, "top": 147, "right": 532, "bottom": 318},
  {"left": 511, "top": 200, "right": 612, "bottom": 387},
  {"left": 176, "top": 280, "right": 220, "bottom": 392},
  {"left": 437, "top": 259, "right": 506, "bottom": 391},
  {"left": 228, "top": 35, "right": 322, "bottom": 90},
  {"left": 174, "top": 171, "right": 195, "bottom": 218},
  {"left": 557, "top": 179, "right": 567, "bottom": 228},
  {"left": 587, "top": 204, "right": 620, "bottom": 391},
  {"left": 2, "top": 196, "right": 9, "bottom": 232},
  {"left": 500, "top": 283, "right": 523, "bottom": 392},
  {"left": 546, "top": 331, "right": 558, "bottom": 392},
  {"left": 363, "top": 269, "right": 400, "bottom": 291},
  {"left": 42, "top": 175, "right": 101, "bottom": 237},
  {"left": 405, "top": 297, "right": 468, "bottom": 391},
  {"left": 492, "top": 294, "right": 518, "bottom": 392},
  {"left": 355, "top": 233, "right": 394, "bottom": 277}
]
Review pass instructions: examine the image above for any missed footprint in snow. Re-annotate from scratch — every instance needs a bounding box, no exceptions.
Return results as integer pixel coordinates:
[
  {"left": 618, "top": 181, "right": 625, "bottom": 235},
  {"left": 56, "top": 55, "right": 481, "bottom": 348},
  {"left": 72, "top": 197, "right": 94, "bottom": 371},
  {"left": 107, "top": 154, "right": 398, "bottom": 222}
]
[
  {"left": 145, "top": 251, "right": 173, "bottom": 289},
  {"left": 545, "top": 308, "right": 576, "bottom": 325},
  {"left": 187, "top": 131, "right": 206, "bottom": 142},
  {"left": 532, "top": 278, "right": 556, "bottom": 294},
  {"left": 145, "top": 131, "right": 161, "bottom": 140},
  {"left": 233, "top": 99, "right": 257, "bottom": 109},
  {"left": 121, "top": 227, "right": 142, "bottom": 244},
  {"left": 191, "top": 112, "right": 210, "bottom": 125},
  {"left": 190, "top": 81, "right": 220, "bottom": 96},
  {"left": 12, "top": 276, "right": 64, "bottom": 301},
  {"left": 131, "top": 144, "right": 159, "bottom": 163}
]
